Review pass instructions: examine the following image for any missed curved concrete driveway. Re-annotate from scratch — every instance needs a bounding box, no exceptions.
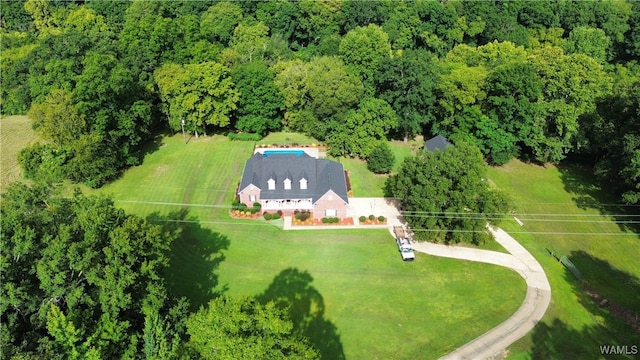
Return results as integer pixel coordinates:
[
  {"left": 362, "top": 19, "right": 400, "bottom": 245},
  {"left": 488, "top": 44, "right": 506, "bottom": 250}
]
[{"left": 409, "top": 226, "right": 551, "bottom": 360}]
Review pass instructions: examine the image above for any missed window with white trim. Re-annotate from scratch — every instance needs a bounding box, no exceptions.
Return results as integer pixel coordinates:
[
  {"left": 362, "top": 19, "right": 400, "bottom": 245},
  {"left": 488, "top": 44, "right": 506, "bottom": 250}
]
[
  {"left": 268, "top": 178, "right": 275, "bottom": 190},
  {"left": 284, "top": 178, "right": 291, "bottom": 190},
  {"left": 249, "top": 195, "right": 256, "bottom": 202},
  {"left": 300, "top": 178, "right": 307, "bottom": 190},
  {"left": 325, "top": 209, "right": 337, "bottom": 217}
]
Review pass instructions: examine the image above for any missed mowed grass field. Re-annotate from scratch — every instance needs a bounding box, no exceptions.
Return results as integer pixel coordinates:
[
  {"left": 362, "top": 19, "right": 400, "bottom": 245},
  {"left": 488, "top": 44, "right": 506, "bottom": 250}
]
[
  {"left": 487, "top": 161, "right": 640, "bottom": 359},
  {"left": 1, "top": 115, "right": 39, "bottom": 192},
  {"left": 332, "top": 140, "right": 418, "bottom": 197},
  {"left": 91, "top": 133, "right": 526, "bottom": 359}
]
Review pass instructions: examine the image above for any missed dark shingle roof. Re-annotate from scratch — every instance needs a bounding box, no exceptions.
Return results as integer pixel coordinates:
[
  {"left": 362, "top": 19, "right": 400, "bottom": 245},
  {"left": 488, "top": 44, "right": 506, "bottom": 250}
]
[
  {"left": 424, "top": 135, "right": 451, "bottom": 152},
  {"left": 238, "top": 153, "right": 349, "bottom": 203}
]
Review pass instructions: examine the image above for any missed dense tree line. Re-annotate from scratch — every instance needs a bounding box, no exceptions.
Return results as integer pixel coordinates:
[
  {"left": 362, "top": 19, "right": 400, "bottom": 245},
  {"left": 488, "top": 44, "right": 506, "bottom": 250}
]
[
  {"left": 0, "top": 183, "right": 319, "bottom": 359},
  {"left": 1, "top": 0, "right": 638, "bottom": 200}
]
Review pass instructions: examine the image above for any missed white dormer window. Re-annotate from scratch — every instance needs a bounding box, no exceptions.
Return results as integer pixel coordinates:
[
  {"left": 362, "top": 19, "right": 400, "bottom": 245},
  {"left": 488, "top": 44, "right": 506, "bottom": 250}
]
[
  {"left": 284, "top": 178, "right": 291, "bottom": 190},
  {"left": 300, "top": 178, "right": 307, "bottom": 190},
  {"left": 268, "top": 178, "right": 275, "bottom": 190}
]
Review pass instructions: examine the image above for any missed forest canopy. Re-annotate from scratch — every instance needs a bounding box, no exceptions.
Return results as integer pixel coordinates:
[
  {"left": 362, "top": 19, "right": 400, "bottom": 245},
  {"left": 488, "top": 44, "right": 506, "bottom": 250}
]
[{"left": 1, "top": 0, "right": 639, "bottom": 202}]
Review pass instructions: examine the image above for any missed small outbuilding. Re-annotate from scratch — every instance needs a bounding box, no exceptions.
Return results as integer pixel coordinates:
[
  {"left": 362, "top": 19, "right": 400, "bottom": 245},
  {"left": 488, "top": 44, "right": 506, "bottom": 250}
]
[{"left": 423, "top": 135, "right": 452, "bottom": 152}]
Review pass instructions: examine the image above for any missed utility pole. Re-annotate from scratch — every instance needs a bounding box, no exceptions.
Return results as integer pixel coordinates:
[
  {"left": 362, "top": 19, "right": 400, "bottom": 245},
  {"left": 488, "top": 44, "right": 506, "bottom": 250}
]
[{"left": 181, "top": 117, "right": 186, "bottom": 144}]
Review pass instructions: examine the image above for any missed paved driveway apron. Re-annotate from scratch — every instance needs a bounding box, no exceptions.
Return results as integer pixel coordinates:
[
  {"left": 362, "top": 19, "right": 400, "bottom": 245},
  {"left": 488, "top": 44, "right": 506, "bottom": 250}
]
[{"left": 346, "top": 197, "right": 404, "bottom": 226}]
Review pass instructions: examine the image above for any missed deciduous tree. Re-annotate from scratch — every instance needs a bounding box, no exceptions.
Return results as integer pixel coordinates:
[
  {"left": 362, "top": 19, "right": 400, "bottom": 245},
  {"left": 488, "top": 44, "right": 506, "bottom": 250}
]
[
  {"left": 339, "top": 24, "right": 391, "bottom": 93},
  {"left": 155, "top": 61, "right": 240, "bottom": 137},
  {"left": 386, "top": 141, "right": 510, "bottom": 244},
  {"left": 186, "top": 296, "right": 319, "bottom": 359},
  {"left": 375, "top": 49, "right": 437, "bottom": 141},
  {"left": 28, "top": 89, "right": 86, "bottom": 148},
  {"left": 232, "top": 61, "right": 284, "bottom": 135},
  {"left": 327, "top": 97, "right": 397, "bottom": 158}
]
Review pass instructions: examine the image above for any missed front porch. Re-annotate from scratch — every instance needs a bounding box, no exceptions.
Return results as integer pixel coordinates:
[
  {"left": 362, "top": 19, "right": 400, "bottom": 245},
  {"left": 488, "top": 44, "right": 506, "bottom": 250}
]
[{"left": 262, "top": 198, "right": 313, "bottom": 211}]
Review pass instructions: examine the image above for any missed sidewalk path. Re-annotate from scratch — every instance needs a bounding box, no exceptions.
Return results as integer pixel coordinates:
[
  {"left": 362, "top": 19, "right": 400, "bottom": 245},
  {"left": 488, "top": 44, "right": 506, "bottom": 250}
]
[{"left": 411, "top": 227, "right": 551, "bottom": 360}]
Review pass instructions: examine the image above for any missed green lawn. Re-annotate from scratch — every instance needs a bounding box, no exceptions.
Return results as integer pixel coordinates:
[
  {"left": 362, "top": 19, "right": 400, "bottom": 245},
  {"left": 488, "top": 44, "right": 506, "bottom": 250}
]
[
  {"left": 1, "top": 115, "right": 39, "bottom": 192},
  {"left": 260, "top": 131, "right": 321, "bottom": 146},
  {"left": 333, "top": 140, "right": 418, "bottom": 197},
  {"left": 487, "top": 160, "right": 640, "bottom": 359},
  {"left": 92, "top": 133, "right": 525, "bottom": 359}
]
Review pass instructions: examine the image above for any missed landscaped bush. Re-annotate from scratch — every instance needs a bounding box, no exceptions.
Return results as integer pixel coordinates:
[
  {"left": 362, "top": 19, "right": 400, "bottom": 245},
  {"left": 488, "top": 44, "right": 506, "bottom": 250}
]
[
  {"left": 232, "top": 201, "right": 248, "bottom": 211},
  {"left": 359, "top": 216, "right": 367, "bottom": 222},
  {"left": 295, "top": 212, "right": 301, "bottom": 220},
  {"left": 271, "top": 213, "right": 280, "bottom": 220},
  {"left": 367, "top": 142, "right": 395, "bottom": 174},
  {"left": 300, "top": 212, "right": 310, "bottom": 221},
  {"left": 322, "top": 217, "right": 339, "bottom": 224},
  {"left": 368, "top": 214, "right": 375, "bottom": 221},
  {"left": 378, "top": 216, "right": 385, "bottom": 222},
  {"left": 249, "top": 202, "right": 261, "bottom": 214},
  {"left": 228, "top": 132, "right": 263, "bottom": 141},
  {"left": 264, "top": 213, "right": 272, "bottom": 220}
]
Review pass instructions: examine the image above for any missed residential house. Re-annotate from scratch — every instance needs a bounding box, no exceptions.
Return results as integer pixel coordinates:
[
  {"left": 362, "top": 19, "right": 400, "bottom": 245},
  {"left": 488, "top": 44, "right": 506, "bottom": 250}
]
[{"left": 237, "top": 152, "right": 349, "bottom": 218}]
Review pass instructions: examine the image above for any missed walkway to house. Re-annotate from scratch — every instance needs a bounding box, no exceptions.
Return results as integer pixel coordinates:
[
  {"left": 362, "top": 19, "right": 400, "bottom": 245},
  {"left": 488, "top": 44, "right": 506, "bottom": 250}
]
[{"left": 411, "top": 226, "right": 551, "bottom": 360}]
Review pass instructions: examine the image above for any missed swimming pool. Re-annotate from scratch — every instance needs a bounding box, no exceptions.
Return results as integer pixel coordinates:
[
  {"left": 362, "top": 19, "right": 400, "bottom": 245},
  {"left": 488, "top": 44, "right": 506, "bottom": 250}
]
[{"left": 263, "top": 150, "right": 306, "bottom": 157}]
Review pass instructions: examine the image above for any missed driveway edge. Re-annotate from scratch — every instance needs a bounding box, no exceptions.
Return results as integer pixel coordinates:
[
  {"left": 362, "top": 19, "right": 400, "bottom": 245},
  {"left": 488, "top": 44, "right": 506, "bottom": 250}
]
[{"left": 411, "top": 226, "right": 551, "bottom": 360}]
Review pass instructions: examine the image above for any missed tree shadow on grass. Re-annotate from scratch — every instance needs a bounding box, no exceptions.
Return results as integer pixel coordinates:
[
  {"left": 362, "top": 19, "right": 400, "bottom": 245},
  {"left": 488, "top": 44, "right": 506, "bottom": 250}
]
[
  {"left": 257, "top": 268, "right": 345, "bottom": 360},
  {"left": 567, "top": 250, "right": 640, "bottom": 321},
  {"left": 529, "top": 318, "right": 640, "bottom": 360},
  {"left": 530, "top": 250, "right": 640, "bottom": 358},
  {"left": 147, "top": 208, "right": 229, "bottom": 311},
  {"left": 529, "top": 257, "right": 640, "bottom": 360},
  {"left": 557, "top": 163, "right": 640, "bottom": 234},
  {"left": 132, "top": 133, "right": 165, "bottom": 165}
]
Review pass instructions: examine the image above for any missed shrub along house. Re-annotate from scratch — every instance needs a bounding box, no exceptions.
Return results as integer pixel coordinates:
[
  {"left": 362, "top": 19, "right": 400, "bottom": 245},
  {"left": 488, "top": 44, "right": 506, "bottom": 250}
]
[{"left": 237, "top": 152, "right": 349, "bottom": 218}]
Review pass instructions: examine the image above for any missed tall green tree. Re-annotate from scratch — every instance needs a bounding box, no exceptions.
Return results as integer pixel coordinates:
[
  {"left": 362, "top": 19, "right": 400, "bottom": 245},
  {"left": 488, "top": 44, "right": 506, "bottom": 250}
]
[
  {"left": 297, "top": 0, "right": 344, "bottom": 45},
  {"left": 339, "top": 24, "right": 391, "bottom": 93},
  {"left": 341, "top": 0, "right": 389, "bottom": 32},
  {"left": 375, "top": 49, "right": 437, "bottom": 141},
  {"left": 186, "top": 296, "right": 319, "bottom": 359},
  {"left": 564, "top": 26, "right": 610, "bottom": 63},
  {"left": 529, "top": 46, "right": 612, "bottom": 162},
  {"left": 200, "top": 1, "right": 243, "bottom": 45},
  {"left": 386, "top": 141, "right": 510, "bottom": 244},
  {"left": 326, "top": 97, "right": 397, "bottom": 158},
  {"left": 587, "top": 70, "right": 640, "bottom": 204},
  {"left": 273, "top": 56, "right": 363, "bottom": 138},
  {"left": 155, "top": 61, "right": 240, "bottom": 137},
  {"left": 256, "top": 0, "right": 301, "bottom": 43},
  {"left": 231, "top": 61, "right": 284, "bottom": 135},
  {"left": 27, "top": 89, "right": 86, "bottom": 148}
]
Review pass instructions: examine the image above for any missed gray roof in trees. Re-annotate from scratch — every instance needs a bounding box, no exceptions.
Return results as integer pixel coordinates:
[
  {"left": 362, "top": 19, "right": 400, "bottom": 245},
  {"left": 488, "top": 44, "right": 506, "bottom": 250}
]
[
  {"left": 424, "top": 135, "right": 452, "bottom": 152},
  {"left": 238, "top": 153, "right": 349, "bottom": 204}
]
